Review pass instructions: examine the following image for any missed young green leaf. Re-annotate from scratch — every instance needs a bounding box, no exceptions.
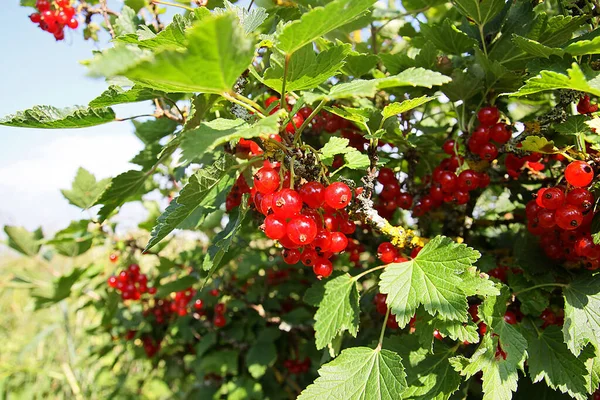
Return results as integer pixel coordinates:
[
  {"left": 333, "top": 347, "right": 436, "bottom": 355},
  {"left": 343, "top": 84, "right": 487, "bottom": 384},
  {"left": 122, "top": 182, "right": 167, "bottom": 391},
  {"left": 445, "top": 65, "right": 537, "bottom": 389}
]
[
  {"left": 145, "top": 157, "right": 236, "bottom": 251},
  {"left": 277, "top": 0, "right": 376, "bottom": 55},
  {"left": 314, "top": 274, "right": 360, "bottom": 349},
  {"left": 420, "top": 20, "right": 478, "bottom": 54},
  {"left": 95, "top": 170, "right": 150, "bottom": 222},
  {"left": 563, "top": 274, "right": 600, "bottom": 356},
  {"left": 124, "top": 13, "right": 254, "bottom": 93},
  {"left": 452, "top": 0, "right": 505, "bottom": 27},
  {"left": 214, "top": 1, "right": 268, "bottom": 35},
  {"left": 89, "top": 85, "right": 165, "bottom": 108},
  {"left": 0, "top": 105, "right": 115, "bottom": 129},
  {"left": 297, "top": 347, "right": 407, "bottom": 400},
  {"left": 4, "top": 226, "right": 43, "bottom": 257},
  {"left": 379, "top": 236, "right": 481, "bottom": 327},
  {"left": 114, "top": 6, "right": 140, "bottom": 37},
  {"left": 320, "top": 137, "right": 353, "bottom": 161},
  {"left": 512, "top": 35, "right": 565, "bottom": 59},
  {"left": 507, "top": 63, "right": 600, "bottom": 98},
  {"left": 524, "top": 325, "right": 589, "bottom": 399},
  {"left": 60, "top": 167, "right": 110, "bottom": 209},
  {"left": 382, "top": 96, "right": 434, "bottom": 120},
  {"left": 565, "top": 36, "right": 600, "bottom": 56}
]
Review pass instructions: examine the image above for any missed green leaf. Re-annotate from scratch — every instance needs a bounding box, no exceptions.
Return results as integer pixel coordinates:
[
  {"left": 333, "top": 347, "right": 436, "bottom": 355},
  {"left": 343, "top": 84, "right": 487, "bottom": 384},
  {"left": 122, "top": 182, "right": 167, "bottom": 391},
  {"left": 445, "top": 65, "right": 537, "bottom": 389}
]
[
  {"left": 246, "top": 328, "right": 280, "bottom": 379},
  {"left": 591, "top": 213, "right": 600, "bottom": 245},
  {"left": 513, "top": 35, "right": 565, "bottom": 58},
  {"left": 382, "top": 96, "right": 434, "bottom": 120},
  {"left": 314, "top": 274, "right": 360, "bottom": 350},
  {"left": 116, "top": 13, "right": 196, "bottom": 50},
  {"left": 46, "top": 220, "right": 94, "bottom": 257},
  {"left": 320, "top": 137, "right": 353, "bottom": 161},
  {"left": 563, "top": 274, "right": 600, "bottom": 356},
  {"left": 452, "top": 0, "right": 505, "bottom": 26},
  {"left": 507, "top": 63, "right": 600, "bottom": 98},
  {"left": 385, "top": 335, "right": 461, "bottom": 400},
  {"left": 95, "top": 170, "right": 149, "bottom": 222},
  {"left": 565, "top": 36, "right": 600, "bottom": 56},
  {"left": 114, "top": 6, "right": 140, "bottom": 36},
  {"left": 344, "top": 150, "right": 370, "bottom": 170},
  {"left": 89, "top": 85, "right": 164, "bottom": 108},
  {"left": 125, "top": 0, "right": 145, "bottom": 12},
  {"left": 33, "top": 267, "right": 86, "bottom": 308},
  {"left": 4, "top": 226, "right": 43, "bottom": 257},
  {"left": 130, "top": 143, "right": 163, "bottom": 169},
  {"left": 0, "top": 105, "right": 115, "bottom": 129},
  {"left": 145, "top": 157, "right": 236, "bottom": 251},
  {"left": 86, "top": 45, "right": 154, "bottom": 78},
  {"left": 451, "top": 323, "right": 528, "bottom": 400},
  {"left": 585, "top": 350, "right": 600, "bottom": 395},
  {"left": 420, "top": 20, "right": 478, "bottom": 54},
  {"left": 124, "top": 13, "right": 254, "bottom": 93},
  {"left": 524, "top": 325, "right": 589, "bottom": 399},
  {"left": 262, "top": 44, "right": 351, "bottom": 93},
  {"left": 156, "top": 275, "right": 197, "bottom": 298},
  {"left": 556, "top": 115, "right": 593, "bottom": 136},
  {"left": 379, "top": 236, "right": 481, "bottom": 328},
  {"left": 202, "top": 199, "right": 249, "bottom": 280},
  {"left": 214, "top": 1, "right": 268, "bottom": 35},
  {"left": 180, "top": 114, "right": 280, "bottom": 164},
  {"left": 277, "top": 0, "right": 376, "bottom": 55},
  {"left": 443, "top": 69, "right": 485, "bottom": 102},
  {"left": 133, "top": 118, "right": 179, "bottom": 144},
  {"left": 60, "top": 167, "right": 110, "bottom": 209},
  {"left": 297, "top": 347, "right": 407, "bottom": 400},
  {"left": 342, "top": 53, "right": 379, "bottom": 78}
]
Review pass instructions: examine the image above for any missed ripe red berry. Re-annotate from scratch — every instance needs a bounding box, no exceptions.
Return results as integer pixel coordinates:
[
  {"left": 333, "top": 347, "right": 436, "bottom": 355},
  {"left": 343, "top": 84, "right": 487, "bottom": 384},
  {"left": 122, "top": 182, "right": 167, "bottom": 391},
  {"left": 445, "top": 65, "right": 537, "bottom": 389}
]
[
  {"left": 478, "top": 142, "right": 499, "bottom": 161},
  {"left": 272, "top": 189, "right": 303, "bottom": 218},
  {"left": 282, "top": 248, "right": 301, "bottom": 264},
  {"left": 537, "top": 209, "right": 555, "bottom": 229},
  {"left": 489, "top": 123, "right": 512, "bottom": 143},
  {"left": 566, "top": 188, "right": 594, "bottom": 213},
  {"left": 468, "top": 304, "right": 480, "bottom": 323},
  {"left": 324, "top": 182, "right": 352, "bottom": 209},
  {"left": 410, "top": 247, "right": 422, "bottom": 258},
  {"left": 329, "top": 232, "right": 349, "bottom": 253},
  {"left": 29, "top": 13, "right": 42, "bottom": 23},
  {"left": 478, "top": 172, "right": 490, "bottom": 188},
  {"left": 471, "top": 126, "right": 490, "bottom": 144},
  {"left": 301, "top": 248, "right": 318, "bottom": 266},
  {"left": 299, "top": 181, "right": 325, "bottom": 208},
  {"left": 377, "top": 168, "right": 396, "bottom": 184},
  {"left": 575, "top": 236, "right": 594, "bottom": 257},
  {"left": 377, "top": 242, "right": 398, "bottom": 264},
  {"left": 477, "top": 106, "right": 500, "bottom": 126},
  {"left": 555, "top": 205, "right": 583, "bottom": 231},
  {"left": 107, "top": 276, "right": 118, "bottom": 288},
  {"left": 36, "top": 0, "right": 50, "bottom": 11},
  {"left": 265, "top": 95, "right": 279, "bottom": 110},
  {"left": 67, "top": 18, "right": 78, "bottom": 29},
  {"left": 287, "top": 215, "right": 318, "bottom": 245},
  {"left": 254, "top": 167, "right": 280, "bottom": 194},
  {"left": 442, "top": 139, "right": 455, "bottom": 155},
  {"left": 214, "top": 314, "right": 227, "bottom": 328},
  {"left": 565, "top": 161, "right": 594, "bottom": 187},
  {"left": 541, "top": 187, "right": 565, "bottom": 210},
  {"left": 264, "top": 214, "right": 287, "bottom": 240},
  {"left": 210, "top": 289, "right": 219, "bottom": 296},
  {"left": 457, "top": 170, "right": 479, "bottom": 192},
  {"left": 339, "top": 219, "right": 356, "bottom": 234},
  {"left": 397, "top": 193, "right": 413, "bottom": 209},
  {"left": 436, "top": 171, "right": 457, "bottom": 193},
  {"left": 214, "top": 303, "right": 226, "bottom": 314},
  {"left": 433, "top": 330, "right": 444, "bottom": 340},
  {"left": 148, "top": 287, "right": 157, "bottom": 295},
  {"left": 380, "top": 181, "right": 400, "bottom": 201},
  {"left": 286, "top": 114, "right": 304, "bottom": 133},
  {"left": 311, "top": 230, "right": 332, "bottom": 252},
  {"left": 193, "top": 299, "right": 204, "bottom": 310},
  {"left": 109, "top": 253, "right": 119, "bottom": 263},
  {"left": 313, "top": 258, "right": 333, "bottom": 278},
  {"left": 504, "top": 311, "right": 517, "bottom": 325}
]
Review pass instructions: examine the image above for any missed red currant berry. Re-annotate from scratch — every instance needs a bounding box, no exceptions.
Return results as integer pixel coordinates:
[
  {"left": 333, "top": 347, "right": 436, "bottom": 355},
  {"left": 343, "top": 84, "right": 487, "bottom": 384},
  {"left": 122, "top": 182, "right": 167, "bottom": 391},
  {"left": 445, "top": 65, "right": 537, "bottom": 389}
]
[
  {"left": 313, "top": 258, "right": 333, "bottom": 278},
  {"left": 471, "top": 126, "right": 490, "bottom": 144},
  {"left": 109, "top": 253, "right": 119, "bottom": 263},
  {"left": 436, "top": 171, "right": 457, "bottom": 193},
  {"left": 36, "top": 0, "right": 50, "bottom": 11},
  {"left": 210, "top": 289, "right": 219, "bottom": 297},
  {"left": 214, "top": 303, "right": 226, "bottom": 314},
  {"left": 300, "top": 248, "right": 318, "bottom": 266},
  {"left": 148, "top": 287, "right": 157, "bottom": 295},
  {"left": 504, "top": 311, "right": 517, "bottom": 325},
  {"left": 386, "top": 314, "right": 399, "bottom": 329},
  {"left": 299, "top": 181, "right": 325, "bottom": 208},
  {"left": 286, "top": 114, "right": 304, "bottom": 133},
  {"left": 433, "top": 330, "right": 444, "bottom": 340},
  {"left": 254, "top": 167, "right": 280, "bottom": 194},
  {"left": 380, "top": 181, "right": 400, "bottom": 201},
  {"left": 410, "top": 247, "right": 422, "bottom": 258},
  {"left": 565, "top": 161, "right": 594, "bottom": 187},
  {"left": 311, "top": 230, "right": 332, "bottom": 252},
  {"left": 377, "top": 167, "right": 396, "bottom": 184},
  {"left": 555, "top": 205, "right": 583, "bottom": 231},
  {"left": 377, "top": 242, "right": 398, "bottom": 264},
  {"left": 214, "top": 314, "right": 227, "bottom": 328},
  {"left": 442, "top": 139, "right": 456, "bottom": 155},
  {"left": 67, "top": 18, "right": 78, "bottom": 29},
  {"left": 339, "top": 219, "right": 356, "bottom": 234},
  {"left": 468, "top": 304, "right": 480, "bottom": 322},
  {"left": 324, "top": 182, "right": 352, "bottom": 209},
  {"left": 298, "top": 106, "right": 313, "bottom": 119},
  {"left": 541, "top": 187, "right": 565, "bottom": 210},
  {"left": 478, "top": 172, "right": 490, "bottom": 188},
  {"left": 329, "top": 232, "right": 348, "bottom": 253},
  {"left": 566, "top": 187, "right": 594, "bottom": 213},
  {"left": 477, "top": 106, "right": 500, "bottom": 126},
  {"left": 457, "top": 170, "right": 480, "bottom": 192},
  {"left": 575, "top": 236, "right": 594, "bottom": 257},
  {"left": 478, "top": 142, "right": 499, "bottom": 161},
  {"left": 265, "top": 95, "right": 279, "bottom": 109},
  {"left": 537, "top": 209, "right": 555, "bottom": 229},
  {"left": 287, "top": 215, "right": 318, "bottom": 245},
  {"left": 194, "top": 299, "right": 204, "bottom": 310},
  {"left": 29, "top": 13, "right": 42, "bottom": 23},
  {"left": 489, "top": 123, "right": 512, "bottom": 143},
  {"left": 264, "top": 214, "right": 287, "bottom": 240},
  {"left": 107, "top": 276, "right": 118, "bottom": 288},
  {"left": 282, "top": 248, "right": 301, "bottom": 264},
  {"left": 272, "top": 189, "right": 303, "bottom": 218}
]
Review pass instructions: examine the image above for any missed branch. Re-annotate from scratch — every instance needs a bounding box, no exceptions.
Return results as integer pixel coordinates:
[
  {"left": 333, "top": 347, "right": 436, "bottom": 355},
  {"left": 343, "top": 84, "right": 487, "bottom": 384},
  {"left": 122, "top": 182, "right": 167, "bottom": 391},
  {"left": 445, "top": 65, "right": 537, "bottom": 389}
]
[{"left": 98, "top": 0, "right": 116, "bottom": 38}]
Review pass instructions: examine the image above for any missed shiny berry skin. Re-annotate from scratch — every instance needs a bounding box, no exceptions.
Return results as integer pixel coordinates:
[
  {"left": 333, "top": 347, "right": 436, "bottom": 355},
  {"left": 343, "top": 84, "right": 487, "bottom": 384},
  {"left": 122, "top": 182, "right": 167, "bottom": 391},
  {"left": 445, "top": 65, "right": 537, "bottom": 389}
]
[
  {"left": 436, "top": 171, "right": 457, "bottom": 193},
  {"left": 478, "top": 172, "right": 490, "bottom": 188},
  {"left": 298, "top": 106, "right": 313, "bottom": 119},
  {"left": 374, "top": 293, "right": 387, "bottom": 305},
  {"left": 329, "top": 232, "right": 348, "bottom": 253},
  {"left": 339, "top": 219, "right": 356, "bottom": 234},
  {"left": 109, "top": 253, "right": 119, "bottom": 263},
  {"left": 541, "top": 187, "right": 565, "bottom": 210},
  {"left": 264, "top": 95, "right": 279, "bottom": 109},
  {"left": 433, "top": 330, "right": 444, "bottom": 340},
  {"left": 442, "top": 139, "right": 456, "bottom": 155},
  {"left": 264, "top": 214, "right": 287, "bottom": 240},
  {"left": 575, "top": 236, "right": 594, "bottom": 257},
  {"left": 537, "top": 209, "right": 556, "bottom": 229},
  {"left": 30, "top": 13, "right": 42, "bottom": 23},
  {"left": 457, "top": 170, "right": 479, "bottom": 192},
  {"left": 386, "top": 314, "right": 399, "bottom": 329},
  {"left": 477, "top": 106, "right": 500, "bottom": 126},
  {"left": 525, "top": 200, "right": 541, "bottom": 218},
  {"left": 272, "top": 189, "right": 303, "bottom": 218},
  {"left": 488, "top": 266, "right": 507, "bottom": 282},
  {"left": 67, "top": 18, "right": 78, "bottom": 29},
  {"left": 282, "top": 248, "right": 301, "bottom": 264},
  {"left": 489, "top": 123, "right": 512, "bottom": 143},
  {"left": 377, "top": 167, "right": 396, "bottom": 184},
  {"left": 311, "top": 230, "right": 332, "bottom": 252},
  {"left": 193, "top": 299, "right": 204, "bottom": 310},
  {"left": 107, "top": 276, "right": 118, "bottom": 288},
  {"left": 504, "top": 311, "right": 518, "bottom": 325},
  {"left": 210, "top": 289, "right": 219, "bottom": 296},
  {"left": 286, "top": 114, "right": 304, "bottom": 133},
  {"left": 565, "top": 161, "right": 594, "bottom": 187},
  {"left": 287, "top": 215, "right": 318, "bottom": 245},
  {"left": 397, "top": 193, "right": 413, "bottom": 209},
  {"left": 468, "top": 304, "right": 480, "bottom": 322},
  {"left": 555, "top": 205, "right": 583, "bottom": 230},
  {"left": 471, "top": 126, "right": 490, "bottom": 144},
  {"left": 380, "top": 181, "right": 400, "bottom": 201},
  {"left": 299, "top": 182, "right": 325, "bottom": 208},
  {"left": 324, "top": 182, "right": 352, "bottom": 209},
  {"left": 36, "top": 0, "right": 50, "bottom": 11},
  {"left": 478, "top": 142, "right": 498, "bottom": 161},
  {"left": 566, "top": 188, "right": 594, "bottom": 213},
  {"left": 254, "top": 167, "right": 280, "bottom": 194},
  {"left": 377, "top": 242, "right": 398, "bottom": 264},
  {"left": 214, "top": 314, "right": 227, "bottom": 328},
  {"left": 300, "top": 248, "right": 318, "bottom": 266},
  {"left": 313, "top": 258, "right": 333, "bottom": 278},
  {"left": 214, "top": 303, "right": 226, "bottom": 314}
]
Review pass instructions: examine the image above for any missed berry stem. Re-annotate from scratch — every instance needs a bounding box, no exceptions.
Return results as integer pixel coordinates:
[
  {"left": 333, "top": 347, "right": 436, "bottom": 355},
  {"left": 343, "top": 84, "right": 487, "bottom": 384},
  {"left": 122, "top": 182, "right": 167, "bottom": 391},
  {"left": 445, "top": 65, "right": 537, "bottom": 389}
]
[
  {"left": 233, "top": 93, "right": 267, "bottom": 115},
  {"left": 151, "top": 0, "right": 194, "bottom": 11},
  {"left": 293, "top": 98, "right": 327, "bottom": 144},
  {"left": 377, "top": 306, "right": 391, "bottom": 350},
  {"left": 352, "top": 264, "right": 387, "bottom": 281},
  {"left": 280, "top": 54, "right": 291, "bottom": 112},
  {"left": 222, "top": 92, "right": 265, "bottom": 118}
]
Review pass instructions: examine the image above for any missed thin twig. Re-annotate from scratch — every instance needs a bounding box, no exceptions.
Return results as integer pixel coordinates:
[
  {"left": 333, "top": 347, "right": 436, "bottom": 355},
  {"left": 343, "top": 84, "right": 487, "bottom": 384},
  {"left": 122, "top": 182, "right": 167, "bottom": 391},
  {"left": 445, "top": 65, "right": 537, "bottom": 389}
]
[{"left": 99, "top": 0, "right": 116, "bottom": 38}]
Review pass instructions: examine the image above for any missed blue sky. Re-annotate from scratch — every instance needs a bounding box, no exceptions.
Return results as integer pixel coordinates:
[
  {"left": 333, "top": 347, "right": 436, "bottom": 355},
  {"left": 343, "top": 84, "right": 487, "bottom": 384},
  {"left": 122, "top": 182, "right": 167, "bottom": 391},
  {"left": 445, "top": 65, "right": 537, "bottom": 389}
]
[{"left": 0, "top": 1, "right": 164, "bottom": 234}]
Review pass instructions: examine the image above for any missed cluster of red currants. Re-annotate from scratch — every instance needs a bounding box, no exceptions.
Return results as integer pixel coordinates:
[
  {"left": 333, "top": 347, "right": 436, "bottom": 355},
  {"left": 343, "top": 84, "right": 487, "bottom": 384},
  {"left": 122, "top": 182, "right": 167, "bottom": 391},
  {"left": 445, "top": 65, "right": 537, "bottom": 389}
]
[
  {"left": 283, "top": 358, "right": 311, "bottom": 375},
  {"left": 373, "top": 293, "right": 399, "bottom": 329},
  {"left": 376, "top": 241, "right": 410, "bottom": 264},
  {"left": 226, "top": 174, "right": 252, "bottom": 212},
  {"left": 467, "top": 106, "right": 512, "bottom": 160},
  {"left": 504, "top": 150, "right": 543, "bottom": 179},
  {"left": 29, "top": 0, "right": 79, "bottom": 41},
  {"left": 144, "top": 298, "right": 177, "bottom": 325},
  {"left": 526, "top": 161, "right": 599, "bottom": 268},
  {"left": 346, "top": 238, "right": 365, "bottom": 268},
  {"left": 107, "top": 264, "right": 156, "bottom": 300},
  {"left": 374, "top": 168, "right": 413, "bottom": 220},
  {"left": 252, "top": 165, "right": 355, "bottom": 279},
  {"left": 577, "top": 95, "right": 598, "bottom": 114},
  {"left": 142, "top": 336, "right": 161, "bottom": 358}
]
